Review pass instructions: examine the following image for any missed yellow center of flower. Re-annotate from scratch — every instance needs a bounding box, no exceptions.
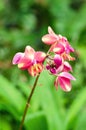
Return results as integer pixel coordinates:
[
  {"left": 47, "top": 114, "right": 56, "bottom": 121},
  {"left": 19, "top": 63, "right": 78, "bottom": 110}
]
[{"left": 28, "top": 63, "right": 43, "bottom": 76}]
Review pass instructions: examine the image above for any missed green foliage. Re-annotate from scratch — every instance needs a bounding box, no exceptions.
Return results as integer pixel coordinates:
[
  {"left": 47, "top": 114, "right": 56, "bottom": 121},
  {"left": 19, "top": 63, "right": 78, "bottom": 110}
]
[{"left": 0, "top": 0, "right": 86, "bottom": 130}]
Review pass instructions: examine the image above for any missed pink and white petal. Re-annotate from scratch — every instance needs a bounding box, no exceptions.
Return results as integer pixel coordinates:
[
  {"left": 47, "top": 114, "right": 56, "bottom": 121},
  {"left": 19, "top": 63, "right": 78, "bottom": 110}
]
[
  {"left": 12, "top": 52, "right": 24, "bottom": 64},
  {"left": 68, "top": 44, "right": 74, "bottom": 52},
  {"left": 64, "top": 61, "right": 73, "bottom": 72},
  {"left": 54, "top": 77, "right": 58, "bottom": 90},
  {"left": 48, "top": 26, "right": 56, "bottom": 36},
  {"left": 35, "top": 51, "right": 46, "bottom": 62},
  {"left": 48, "top": 27, "right": 62, "bottom": 41},
  {"left": 58, "top": 77, "right": 71, "bottom": 92},
  {"left": 54, "top": 54, "right": 62, "bottom": 67},
  {"left": 25, "top": 46, "right": 35, "bottom": 60},
  {"left": 56, "top": 64, "right": 64, "bottom": 74},
  {"left": 59, "top": 72, "right": 76, "bottom": 80},
  {"left": 50, "top": 43, "right": 65, "bottom": 54},
  {"left": 65, "top": 44, "right": 74, "bottom": 54},
  {"left": 61, "top": 36, "right": 67, "bottom": 43},
  {"left": 42, "top": 34, "right": 57, "bottom": 45},
  {"left": 18, "top": 57, "right": 32, "bottom": 69}
]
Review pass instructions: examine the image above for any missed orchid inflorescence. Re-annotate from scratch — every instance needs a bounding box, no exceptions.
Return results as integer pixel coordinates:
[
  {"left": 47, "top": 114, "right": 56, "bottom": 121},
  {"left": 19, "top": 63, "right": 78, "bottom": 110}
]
[{"left": 12, "top": 26, "right": 76, "bottom": 92}]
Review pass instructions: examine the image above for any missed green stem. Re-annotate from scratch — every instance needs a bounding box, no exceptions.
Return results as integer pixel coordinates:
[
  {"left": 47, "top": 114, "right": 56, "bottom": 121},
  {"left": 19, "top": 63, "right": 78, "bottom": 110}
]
[{"left": 19, "top": 74, "right": 40, "bottom": 130}]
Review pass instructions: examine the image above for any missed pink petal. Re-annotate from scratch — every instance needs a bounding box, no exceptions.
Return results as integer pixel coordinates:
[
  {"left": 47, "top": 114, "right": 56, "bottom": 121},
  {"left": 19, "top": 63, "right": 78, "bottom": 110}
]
[
  {"left": 59, "top": 37, "right": 74, "bottom": 53},
  {"left": 25, "top": 46, "right": 35, "bottom": 60},
  {"left": 70, "top": 47, "right": 74, "bottom": 52},
  {"left": 35, "top": 51, "right": 46, "bottom": 62},
  {"left": 18, "top": 57, "right": 32, "bottom": 69},
  {"left": 48, "top": 27, "right": 61, "bottom": 41},
  {"left": 64, "top": 61, "right": 72, "bottom": 72},
  {"left": 61, "top": 36, "right": 67, "bottom": 43},
  {"left": 54, "top": 54, "right": 62, "bottom": 68},
  {"left": 12, "top": 52, "right": 24, "bottom": 64},
  {"left": 50, "top": 43, "right": 65, "bottom": 54},
  {"left": 56, "top": 64, "right": 64, "bottom": 74},
  {"left": 48, "top": 26, "right": 56, "bottom": 35},
  {"left": 65, "top": 45, "right": 74, "bottom": 54},
  {"left": 59, "top": 72, "right": 76, "bottom": 80},
  {"left": 42, "top": 34, "right": 57, "bottom": 45},
  {"left": 58, "top": 77, "right": 71, "bottom": 92},
  {"left": 54, "top": 77, "right": 58, "bottom": 90}
]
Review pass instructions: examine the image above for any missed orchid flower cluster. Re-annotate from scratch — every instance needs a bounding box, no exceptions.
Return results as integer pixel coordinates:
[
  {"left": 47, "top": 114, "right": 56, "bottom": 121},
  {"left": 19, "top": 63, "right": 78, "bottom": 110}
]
[{"left": 12, "top": 27, "right": 76, "bottom": 92}]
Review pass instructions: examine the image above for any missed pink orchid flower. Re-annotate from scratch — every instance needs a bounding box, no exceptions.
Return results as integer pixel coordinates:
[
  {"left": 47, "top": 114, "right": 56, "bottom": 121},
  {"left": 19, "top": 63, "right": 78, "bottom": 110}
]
[
  {"left": 42, "top": 26, "right": 74, "bottom": 54},
  {"left": 12, "top": 46, "right": 46, "bottom": 76},
  {"left": 54, "top": 72, "right": 76, "bottom": 92}
]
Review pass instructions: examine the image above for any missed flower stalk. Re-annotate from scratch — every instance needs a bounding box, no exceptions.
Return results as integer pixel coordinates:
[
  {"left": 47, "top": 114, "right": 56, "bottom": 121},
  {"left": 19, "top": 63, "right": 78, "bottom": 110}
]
[{"left": 19, "top": 74, "right": 40, "bottom": 130}]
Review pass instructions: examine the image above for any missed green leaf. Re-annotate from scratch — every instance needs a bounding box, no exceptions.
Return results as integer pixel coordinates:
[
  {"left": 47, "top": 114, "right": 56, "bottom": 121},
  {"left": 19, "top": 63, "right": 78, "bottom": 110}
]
[
  {"left": 74, "top": 110, "right": 86, "bottom": 130},
  {"left": 0, "top": 118, "right": 12, "bottom": 130},
  {"left": 0, "top": 75, "right": 25, "bottom": 114},
  {"left": 25, "top": 111, "right": 48, "bottom": 130},
  {"left": 32, "top": 70, "right": 64, "bottom": 130},
  {"left": 69, "top": 4, "right": 86, "bottom": 42},
  {"left": 64, "top": 87, "right": 86, "bottom": 130}
]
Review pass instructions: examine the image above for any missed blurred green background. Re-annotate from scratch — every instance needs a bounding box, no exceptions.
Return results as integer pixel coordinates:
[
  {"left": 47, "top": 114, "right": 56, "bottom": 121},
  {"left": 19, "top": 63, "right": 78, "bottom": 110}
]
[{"left": 0, "top": 0, "right": 86, "bottom": 130}]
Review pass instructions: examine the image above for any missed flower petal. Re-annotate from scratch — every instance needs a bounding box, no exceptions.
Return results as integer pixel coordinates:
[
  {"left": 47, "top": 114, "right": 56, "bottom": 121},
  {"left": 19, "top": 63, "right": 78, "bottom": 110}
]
[
  {"left": 18, "top": 57, "right": 32, "bottom": 69},
  {"left": 56, "top": 64, "right": 64, "bottom": 74},
  {"left": 50, "top": 43, "right": 65, "bottom": 54},
  {"left": 12, "top": 52, "right": 24, "bottom": 64},
  {"left": 25, "top": 46, "right": 35, "bottom": 60},
  {"left": 59, "top": 72, "right": 76, "bottom": 80},
  {"left": 58, "top": 77, "right": 71, "bottom": 92},
  {"left": 48, "top": 27, "right": 62, "bottom": 41},
  {"left": 54, "top": 54, "right": 62, "bottom": 68},
  {"left": 50, "top": 68, "right": 57, "bottom": 74},
  {"left": 69, "top": 46, "right": 74, "bottom": 52},
  {"left": 35, "top": 51, "right": 46, "bottom": 62},
  {"left": 48, "top": 26, "right": 56, "bottom": 35},
  {"left": 42, "top": 34, "right": 57, "bottom": 45},
  {"left": 64, "top": 61, "right": 72, "bottom": 72}
]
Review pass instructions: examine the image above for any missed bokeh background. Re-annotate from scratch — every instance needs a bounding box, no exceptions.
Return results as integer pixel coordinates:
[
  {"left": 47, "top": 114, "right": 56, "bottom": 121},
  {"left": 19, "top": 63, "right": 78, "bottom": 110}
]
[{"left": 0, "top": 0, "right": 86, "bottom": 130}]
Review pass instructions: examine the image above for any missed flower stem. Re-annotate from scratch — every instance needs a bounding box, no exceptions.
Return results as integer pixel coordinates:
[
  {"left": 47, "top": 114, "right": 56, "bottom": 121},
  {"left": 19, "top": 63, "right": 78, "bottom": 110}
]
[{"left": 19, "top": 74, "right": 40, "bottom": 130}]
